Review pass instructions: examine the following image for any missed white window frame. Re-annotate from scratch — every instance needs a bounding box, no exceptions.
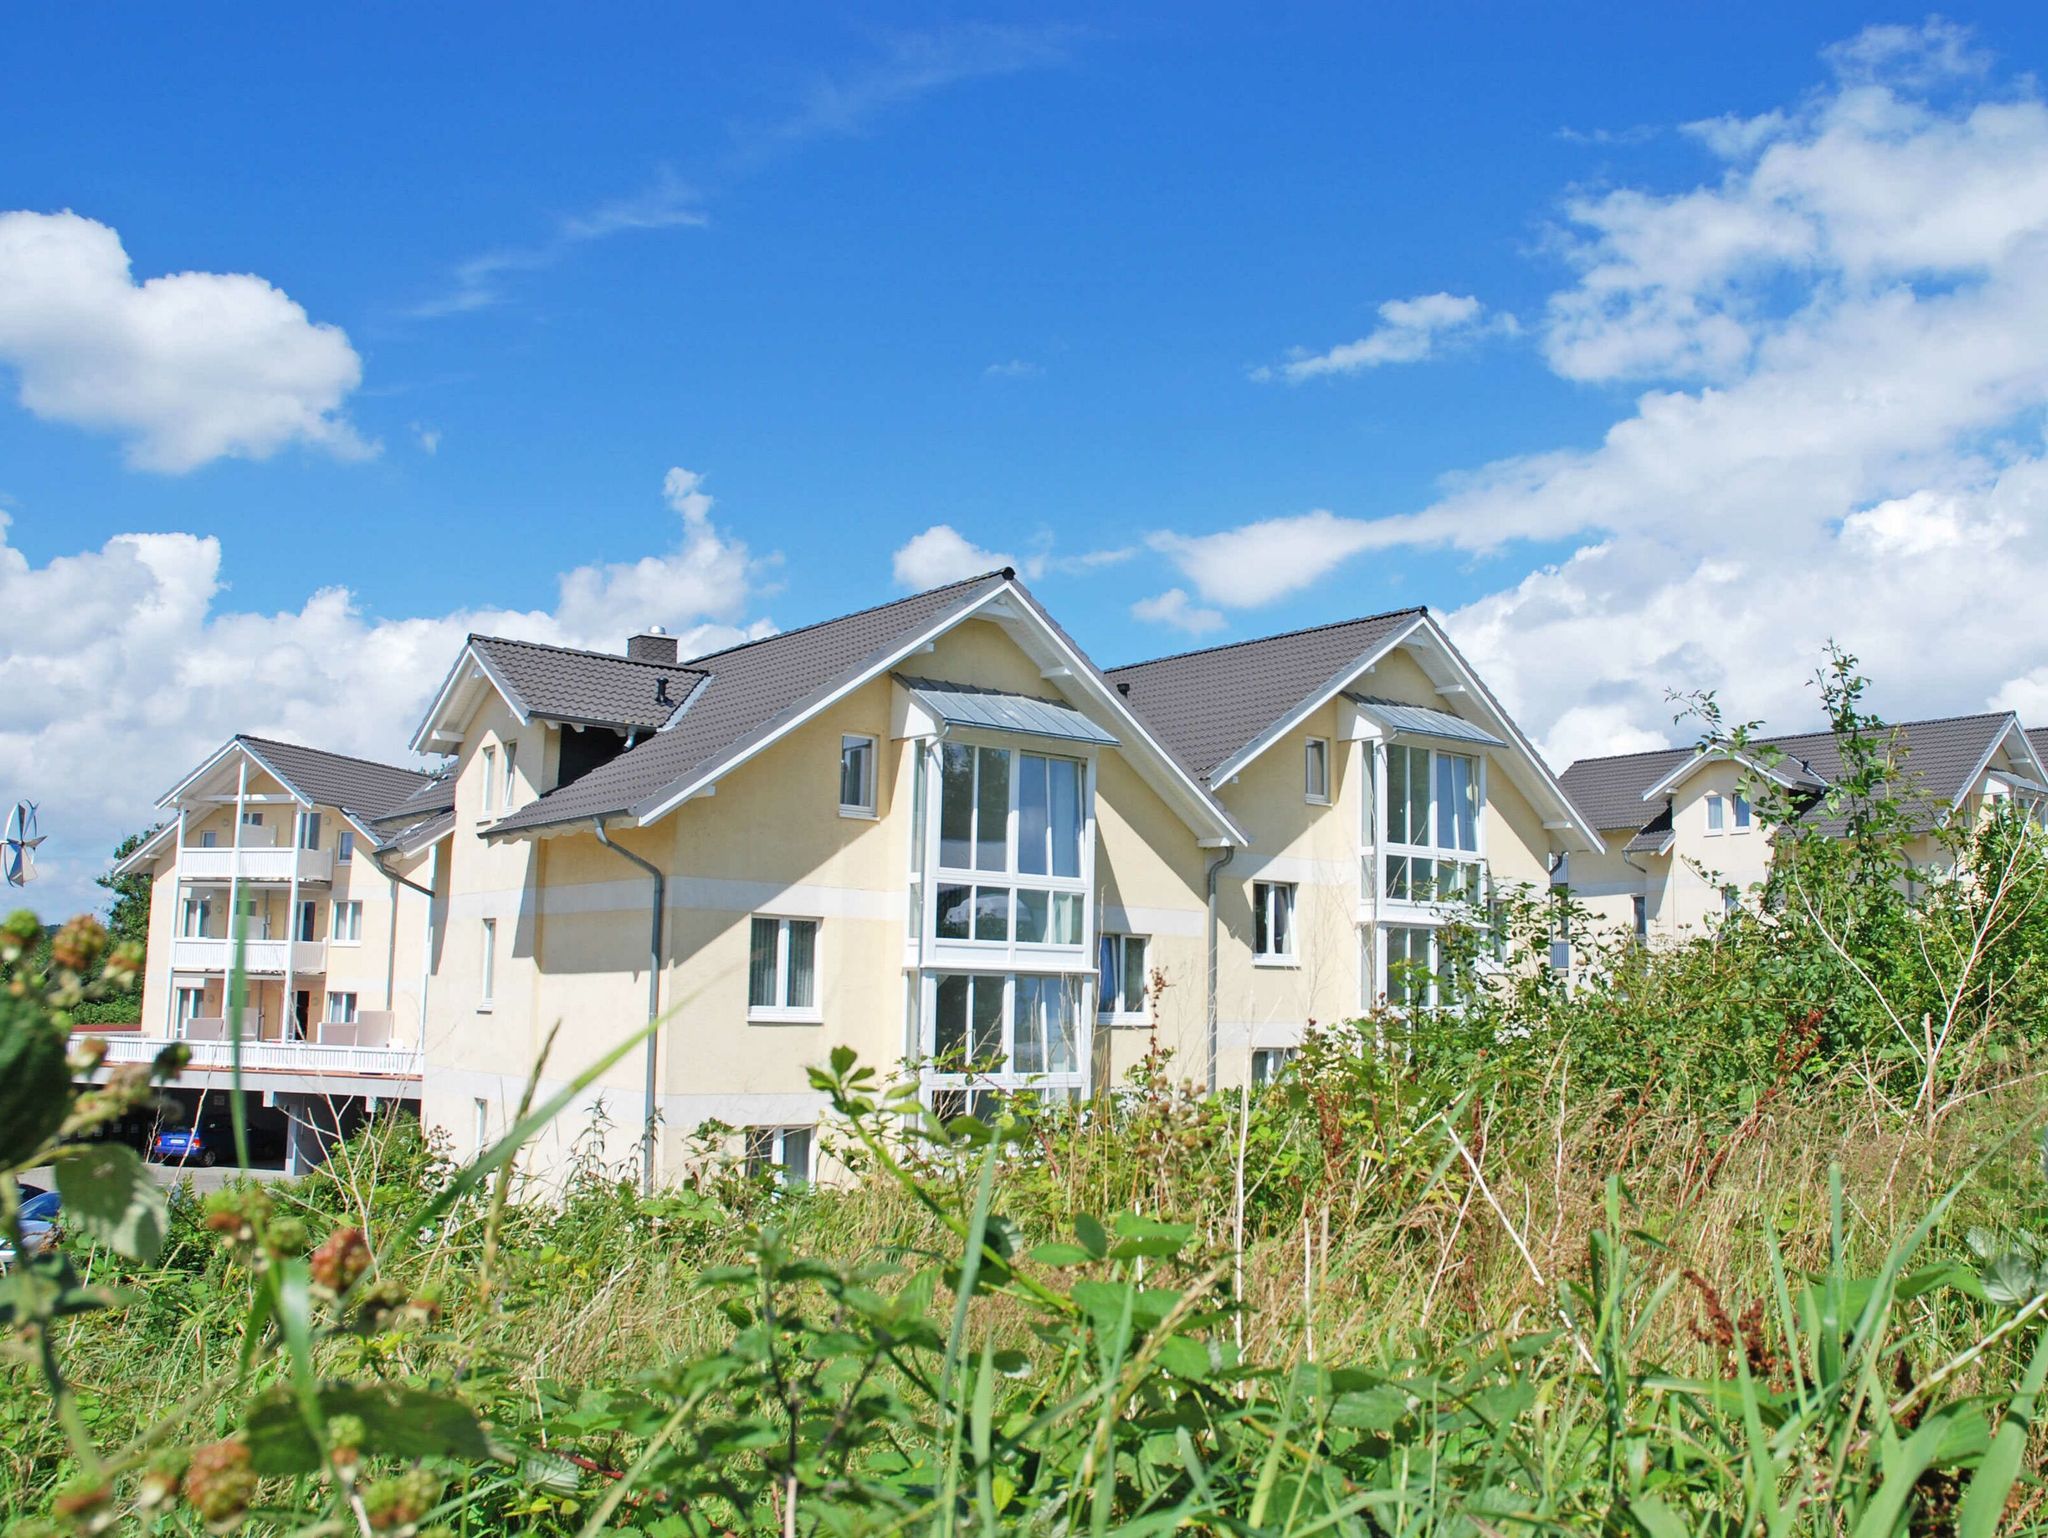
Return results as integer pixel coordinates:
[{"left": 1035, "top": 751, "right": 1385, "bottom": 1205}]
[
  {"left": 330, "top": 899, "right": 363, "bottom": 945},
  {"left": 1374, "top": 922, "right": 1457, "bottom": 1011},
  {"left": 922, "top": 735, "right": 1095, "bottom": 967},
  {"left": 917, "top": 970, "right": 1090, "bottom": 1101},
  {"left": 1704, "top": 792, "right": 1725, "bottom": 835},
  {"left": 179, "top": 894, "right": 214, "bottom": 939},
  {"left": 479, "top": 917, "right": 497, "bottom": 1009},
  {"left": 298, "top": 811, "right": 322, "bottom": 851},
  {"left": 747, "top": 915, "right": 822, "bottom": 1022},
  {"left": 295, "top": 899, "right": 318, "bottom": 943},
  {"left": 1378, "top": 740, "right": 1487, "bottom": 913},
  {"left": 480, "top": 746, "right": 498, "bottom": 816},
  {"left": 1096, "top": 932, "right": 1149, "bottom": 1023},
  {"left": 1732, "top": 791, "right": 1752, "bottom": 831},
  {"left": 336, "top": 829, "right": 355, "bottom": 864},
  {"left": 174, "top": 986, "right": 207, "bottom": 1037},
  {"left": 325, "top": 990, "right": 358, "bottom": 1025},
  {"left": 1251, "top": 1046, "right": 1296, "bottom": 1087},
  {"left": 473, "top": 1097, "right": 490, "bottom": 1157},
  {"left": 839, "top": 733, "right": 879, "bottom": 818},
  {"left": 745, "top": 1125, "right": 814, "bottom": 1187},
  {"left": 1304, "top": 737, "right": 1331, "bottom": 805},
  {"left": 502, "top": 741, "right": 519, "bottom": 810},
  {"left": 1252, "top": 880, "right": 1296, "bottom": 965}
]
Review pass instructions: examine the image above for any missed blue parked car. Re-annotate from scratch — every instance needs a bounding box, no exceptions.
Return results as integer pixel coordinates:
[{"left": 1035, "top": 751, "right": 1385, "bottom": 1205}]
[
  {"left": 1, "top": 1187, "right": 61, "bottom": 1270},
  {"left": 151, "top": 1124, "right": 220, "bottom": 1166}
]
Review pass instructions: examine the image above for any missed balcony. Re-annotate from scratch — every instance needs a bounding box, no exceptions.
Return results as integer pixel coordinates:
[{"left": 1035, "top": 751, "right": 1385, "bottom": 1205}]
[
  {"left": 178, "top": 842, "right": 333, "bottom": 885},
  {"left": 169, "top": 937, "right": 326, "bottom": 976},
  {"left": 94, "top": 1031, "right": 422, "bottom": 1080}
]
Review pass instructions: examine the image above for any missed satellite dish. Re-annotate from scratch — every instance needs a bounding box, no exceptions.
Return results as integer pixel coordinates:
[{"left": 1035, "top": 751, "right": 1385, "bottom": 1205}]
[{"left": 3, "top": 802, "right": 44, "bottom": 887}]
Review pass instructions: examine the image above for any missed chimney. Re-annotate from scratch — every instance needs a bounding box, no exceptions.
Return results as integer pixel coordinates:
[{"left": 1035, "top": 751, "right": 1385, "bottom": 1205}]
[{"left": 628, "top": 625, "right": 678, "bottom": 665}]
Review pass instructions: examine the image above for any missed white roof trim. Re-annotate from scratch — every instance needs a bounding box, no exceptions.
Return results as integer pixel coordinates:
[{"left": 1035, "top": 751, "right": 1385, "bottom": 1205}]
[
  {"left": 111, "top": 821, "right": 176, "bottom": 876},
  {"left": 624, "top": 579, "right": 1246, "bottom": 846},
  {"left": 1638, "top": 747, "right": 1812, "bottom": 803},
  {"left": 408, "top": 640, "right": 531, "bottom": 754},
  {"left": 157, "top": 738, "right": 312, "bottom": 811},
  {"left": 1954, "top": 715, "right": 2043, "bottom": 815},
  {"left": 1210, "top": 614, "right": 1429, "bottom": 787}
]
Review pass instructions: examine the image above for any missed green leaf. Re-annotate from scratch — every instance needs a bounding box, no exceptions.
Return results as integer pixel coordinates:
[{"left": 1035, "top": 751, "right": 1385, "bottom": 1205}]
[
  {"left": 52, "top": 1142, "right": 167, "bottom": 1263},
  {"left": 1629, "top": 1494, "right": 1691, "bottom": 1538},
  {"left": 244, "top": 1383, "right": 495, "bottom": 1474},
  {"left": 1957, "top": 1320, "right": 2048, "bottom": 1538},
  {"left": 0, "top": 998, "right": 70, "bottom": 1168},
  {"left": 1074, "top": 1213, "right": 1109, "bottom": 1259},
  {"left": 1029, "top": 1242, "right": 1095, "bottom": 1267}
]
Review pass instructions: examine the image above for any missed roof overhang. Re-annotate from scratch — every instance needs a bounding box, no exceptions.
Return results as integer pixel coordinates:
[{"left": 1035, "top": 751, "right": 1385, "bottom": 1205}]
[
  {"left": 894, "top": 675, "right": 1120, "bottom": 747},
  {"left": 1961, "top": 715, "right": 2048, "bottom": 814},
  {"left": 1210, "top": 613, "right": 1601, "bottom": 853},
  {"left": 409, "top": 639, "right": 531, "bottom": 754},
  {"left": 157, "top": 738, "right": 313, "bottom": 813},
  {"left": 1638, "top": 746, "right": 1816, "bottom": 803},
  {"left": 111, "top": 821, "right": 176, "bottom": 876},
  {"left": 608, "top": 578, "right": 1246, "bottom": 849}
]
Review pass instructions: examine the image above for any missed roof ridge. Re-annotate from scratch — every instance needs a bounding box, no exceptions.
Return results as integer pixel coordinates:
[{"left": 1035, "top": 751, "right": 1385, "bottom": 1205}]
[
  {"left": 1106, "top": 606, "right": 1428, "bottom": 674},
  {"left": 1568, "top": 711, "right": 2020, "bottom": 773},
  {"left": 681, "top": 569, "right": 1011, "bottom": 666},
  {"left": 235, "top": 734, "right": 430, "bottom": 781},
  {"left": 470, "top": 632, "right": 706, "bottom": 673}
]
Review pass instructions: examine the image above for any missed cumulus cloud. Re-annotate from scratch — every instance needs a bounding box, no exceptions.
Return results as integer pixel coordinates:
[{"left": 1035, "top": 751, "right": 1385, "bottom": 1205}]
[
  {"left": 2, "top": 471, "right": 776, "bottom": 917},
  {"left": 891, "top": 525, "right": 1027, "bottom": 588},
  {"left": 0, "top": 211, "right": 370, "bottom": 472},
  {"left": 1256, "top": 293, "right": 1513, "bottom": 382},
  {"left": 1152, "top": 20, "right": 2048, "bottom": 768},
  {"left": 1130, "top": 588, "right": 1224, "bottom": 636}
]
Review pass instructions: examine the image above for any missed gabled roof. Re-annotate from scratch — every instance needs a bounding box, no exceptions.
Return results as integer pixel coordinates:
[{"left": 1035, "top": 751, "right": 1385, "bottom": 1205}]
[
  {"left": 411, "top": 634, "right": 707, "bottom": 750},
  {"left": 368, "top": 772, "right": 455, "bottom": 828},
  {"left": 484, "top": 571, "right": 1244, "bottom": 847},
  {"left": 376, "top": 809, "right": 455, "bottom": 858},
  {"left": 1104, "top": 609, "right": 1425, "bottom": 783},
  {"left": 232, "top": 736, "right": 433, "bottom": 822},
  {"left": 1563, "top": 712, "right": 2043, "bottom": 841}
]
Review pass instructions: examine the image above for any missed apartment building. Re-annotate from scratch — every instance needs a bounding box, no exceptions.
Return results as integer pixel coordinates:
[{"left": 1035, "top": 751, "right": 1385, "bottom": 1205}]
[
  {"left": 105, "top": 737, "right": 445, "bottom": 1164},
  {"left": 111, "top": 572, "right": 1596, "bottom": 1185},
  {"left": 1561, "top": 712, "right": 2048, "bottom": 943}
]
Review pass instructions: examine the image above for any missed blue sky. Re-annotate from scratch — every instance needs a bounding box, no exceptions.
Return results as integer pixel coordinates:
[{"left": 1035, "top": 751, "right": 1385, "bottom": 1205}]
[{"left": 9, "top": 5, "right": 2048, "bottom": 914}]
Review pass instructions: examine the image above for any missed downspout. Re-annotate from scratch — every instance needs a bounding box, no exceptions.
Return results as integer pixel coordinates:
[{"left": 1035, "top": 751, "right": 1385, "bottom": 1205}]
[
  {"left": 367, "top": 841, "right": 438, "bottom": 1044},
  {"left": 1204, "top": 844, "right": 1237, "bottom": 1095},
  {"left": 595, "top": 820, "right": 665, "bottom": 1196}
]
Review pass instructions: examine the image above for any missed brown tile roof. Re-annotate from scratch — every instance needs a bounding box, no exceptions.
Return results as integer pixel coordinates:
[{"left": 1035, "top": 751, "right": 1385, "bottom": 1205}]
[
  {"left": 1102, "top": 609, "right": 1426, "bottom": 782},
  {"left": 468, "top": 634, "right": 705, "bottom": 732},
  {"left": 235, "top": 736, "right": 434, "bottom": 823},
  {"left": 488, "top": 571, "right": 1012, "bottom": 834}
]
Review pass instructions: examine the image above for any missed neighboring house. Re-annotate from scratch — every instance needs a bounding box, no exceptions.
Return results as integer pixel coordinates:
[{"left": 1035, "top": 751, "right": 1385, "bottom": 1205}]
[
  {"left": 108, "top": 736, "right": 442, "bottom": 1168},
  {"left": 1561, "top": 713, "right": 2048, "bottom": 944},
  {"left": 1105, "top": 610, "right": 1600, "bottom": 1085}
]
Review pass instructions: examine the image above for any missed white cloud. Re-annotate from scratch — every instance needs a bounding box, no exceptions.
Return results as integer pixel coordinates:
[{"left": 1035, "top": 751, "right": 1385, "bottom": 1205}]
[
  {"left": 984, "top": 358, "right": 1042, "bottom": 378},
  {"left": 891, "top": 525, "right": 1027, "bottom": 588},
  {"left": 1257, "top": 293, "right": 1513, "bottom": 382},
  {"left": 1130, "top": 588, "right": 1225, "bottom": 636},
  {"left": 1154, "top": 23, "right": 2048, "bottom": 767},
  {"left": 0, "top": 471, "right": 776, "bottom": 919},
  {"left": 412, "top": 422, "right": 440, "bottom": 455},
  {"left": 0, "top": 211, "right": 371, "bottom": 472}
]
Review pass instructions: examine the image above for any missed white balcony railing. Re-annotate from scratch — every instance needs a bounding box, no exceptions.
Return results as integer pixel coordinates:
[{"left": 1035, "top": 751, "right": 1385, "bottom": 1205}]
[
  {"left": 169, "top": 937, "right": 326, "bottom": 975},
  {"left": 178, "top": 845, "right": 334, "bottom": 884},
  {"left": 94, "top": 1032, "right": 422, "bottom": 1079}
]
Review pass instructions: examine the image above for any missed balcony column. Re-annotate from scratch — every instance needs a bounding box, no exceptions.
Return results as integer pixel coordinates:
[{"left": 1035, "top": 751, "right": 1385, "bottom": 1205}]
[
  {"left": 226, "top": 758, "right": 247, "bottom": 1004},
  {"left": 286, "top": 805, "right": 302, "bottom": 1041}
]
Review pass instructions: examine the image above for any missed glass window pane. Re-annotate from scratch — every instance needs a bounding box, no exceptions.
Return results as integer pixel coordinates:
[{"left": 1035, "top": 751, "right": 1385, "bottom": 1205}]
[
  {"left": 840, "top": 738, "right": 869, "bottom": 807},
  {"left": 749, "top": 917, "right": 780, "bottom": 1007},
  {"left": 1706, "top": 795, "right": 1724, "bottom": 830},
  {"left": 1051, "top": 892, "right": 1083, "bottom": 945},
  {"left": 1049, "top": 758, "right": 1082, "bottom": 878},
  {"left": 974, "top": 888, "right": 1011, "bottom": 942},
  {"left": 1122, "top": 937, "right": 1146, "bottom": 1014},
  {"left": 1017, "top": 754, "right": 1050, "bottom": 875},
  {"left": 1015, "top": 889, "right": 1049, "bottom": 943},
  {"left": 1306, "top": 740, "right": 1328, "bottom": 799},
  {"left": 1049, "top": 979, "right": 1079, "bottom": 1074},
  {"left": 1386, "top": 746, "right": 1409, "bottom": 844},
  {"left": 1254, "top": 885, "right": 1270, "bottom": 954},
  {"left": 971, "top": 974, "right": 1005, "bottom": 1064},
  {"left": 781, "top": 1127, "right": 812, "bottom": 1186},
  {"left": 1097, "top": 935, "right": 1119, "bottom": 1007},
  {"left": 1013, "top": 976, "right": 1046, "bottom": 1074},
  {"left": 786, "top": 921, "right": 816, "bottom": 1008},
  {"left": 936, "top": 884, "right": 973, "bottom": 939},
  {"left": 1274, "top": 885, "right": 1292, "bottom": 955},
  {"left": 1361, "top": 752, "right": 1377, "bottom": 846},
  {"left": 940, "top": 744, "right": 974, "bottom": 867},
  {"left": 975, "top": 747, "right": 1010, "bottom": 871},
  {"left": 935, "top": 974, "right": 969, "bottom": 1062},
  {"left": 1406, "top": 749, "right": 1430, "bottom": 848}
]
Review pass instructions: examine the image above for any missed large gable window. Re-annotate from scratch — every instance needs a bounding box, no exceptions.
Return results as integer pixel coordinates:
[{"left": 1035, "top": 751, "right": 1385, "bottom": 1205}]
[
  {"left": 1380, "top": 743, "right": 1484, "bottom": 907},
  {"left": 930, "top": 742, "right": 1089, "bottom": 953}
]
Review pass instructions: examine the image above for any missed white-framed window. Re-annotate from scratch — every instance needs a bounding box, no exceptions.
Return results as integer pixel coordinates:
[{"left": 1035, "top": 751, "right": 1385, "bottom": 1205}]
[
  {"left": 1304, "top": 737, "right": 1331, "bottom": 804},
  {"left": 241, "top": 810, "right": 264, "bottom": 827},
  {"left": 174, "top": 986, "right": 207, "bottom": 1036},
  {"left": 502, "top": 741, "right": 518, "bottom": 810},
  {"left": 745, "top": 1126, "right": 814, "bottom": 1187},
  {"left": 1382, "top": 923, "right": 1456, "bottom": 1010},
  {"left": 1705, "top": 793, "right": 1725, "bottom": 833},
  {"left": 1732, "top": 792, "right": 1752, "bottom": 831},
  {"left": 930, "top": 742, "right": 1088, "bottom": 952},
  {"left": 839, "top": 734, "right": 878, "bottom": 817},
  {"left": 748, "top": 916, "right": 820, "bottom": 1020},
  {"left": 480, "top": 746, "right": 498, "bottom": 815},
  {"left": 179, "top": 894, "right": 213, "bottom": 938},
  {"left": 1252, "top": 881, "right": 1295, "bottom": 962},
  {"left": 330, "top": 900, "right": 363, "bottom": 944},
  {"left": 921, "top": 972, "right": 1086, "bottom": 1095},
  {"left": 1251, "top": 1047, "right": 1296, "bottom": 1087},
  {"left": 1721, "top": 884, "right": 1741, "bottom": 916},
  {"left": 295, "top": 900, "right": 318, "bottom": 943},
  {"left": 480, "top": 917, "right": 497, "bottom": 1008},
  {"left": 1359, "top": 747, "right": 1377, "bottom": 849},
  {"left": 1096, "top": 933, "right": 1147, "bottom": 1020},
  {"left": 199, "top": 829, "right": 219, "bottom": 849},
  {"left": 1631, "top": 894, "right": 1648, "bottom": 944},
  {"left": 473, "top": 1097, "right": 490, "bottom": 1157},
  {"left": 1381, "top": 742, "right": 1484, "bottom": 907},
  {"left": 298, "top": 811, "right": 322, "bottom": 850},
  {"left": 336, "top": 829, "right": 355, "bottom": 863},
  {"left": 325, "top": 991, "right": 358, "bottom": 1024}
]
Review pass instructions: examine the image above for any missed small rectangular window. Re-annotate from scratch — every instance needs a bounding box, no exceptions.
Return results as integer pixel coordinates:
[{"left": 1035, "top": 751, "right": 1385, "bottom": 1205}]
[
  {"left": 745, "top": 1126, "right": 814, "bottom": 1187},
  {"left": 1253, "top": 882, "right": 1296, "bottom": 960},
  {"left": 336, "top": 829, "right": 354, "bottom": 863},
  {"left": 480, "top": 918, "right": 497, "bottom": 1006},
  {"left": 839, "top": 734, "right": 877, "bottom": 815},
  {"left": 325, "top": 991, "right": 358, "bottom": 1024},
  {"left": 1304, "top": 738, "right": 1331, "bottom": 804},
  {"left": 1732, "top": 792, "right": 1752, "bottom": 830},
  {"left": 503, "top": 742, "right": 518, "bottom": 809},
  {"left": 1251, "top": 1047, "right": 1296, "bottom": 1087},
  {"left": 473, "top": 1097, "right": 490, "bottom": 1156},
  {"left": 296, "top": 900, "right": 318, "bottom": 942},
  {"left": 1631, "top": 894, "right": 1648, "bottom": 943},
  {"left": 298, "top": 812, "right": 322, "bottom": 850},
  {"left": 1096, "top": 933, "right": 1148, "bottom": 1018},
  {"left": 480, "top": 747, "right": 497, "bottom": 815},
  {"left": 200, "top": 829, "right": 219, "bottom": 848},
  {"left": 1705, "top": 793, "right": 1725, "bottom": 832},
  {"left": 330, "top": 900, "right": 363, "bottom": 943},
  {"left": 241, "top": 810, "right": 264, "bottom": 827},
  {"left": 748, "top": 916, "right": 821, "bottom": 1018}
]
